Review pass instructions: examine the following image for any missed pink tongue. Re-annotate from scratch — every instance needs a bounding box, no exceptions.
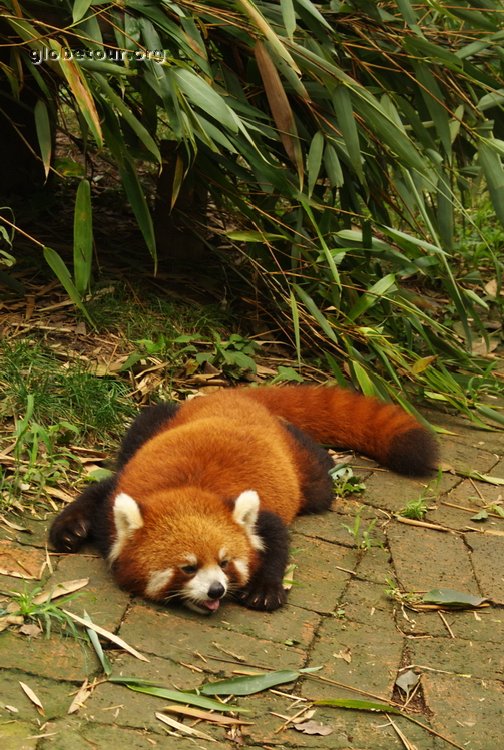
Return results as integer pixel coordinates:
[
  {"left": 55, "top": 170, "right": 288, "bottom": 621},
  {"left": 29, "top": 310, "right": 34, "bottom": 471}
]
[{"left": 203, "top": 599, "right": 221, "bottom": 612}]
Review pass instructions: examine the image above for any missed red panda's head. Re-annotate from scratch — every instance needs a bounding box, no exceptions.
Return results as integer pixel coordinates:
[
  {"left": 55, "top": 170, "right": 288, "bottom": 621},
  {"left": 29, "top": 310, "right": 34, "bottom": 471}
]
[{"left": 107, "top": 488, "right": 262, "bottom": 614}]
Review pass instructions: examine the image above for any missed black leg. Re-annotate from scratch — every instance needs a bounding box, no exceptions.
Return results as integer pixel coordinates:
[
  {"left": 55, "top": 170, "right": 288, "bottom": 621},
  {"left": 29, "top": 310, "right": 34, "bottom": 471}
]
[
  {"left": 236, "top": 511, "right": 290, "bottom": 611},
  {"left": 49, "top": 476, "right": 116, "bottom": 555}
]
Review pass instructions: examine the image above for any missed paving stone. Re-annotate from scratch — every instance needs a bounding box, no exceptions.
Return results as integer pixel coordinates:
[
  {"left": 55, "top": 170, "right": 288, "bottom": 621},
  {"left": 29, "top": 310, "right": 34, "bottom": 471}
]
[
  {"left": 354, "top": 545, "right": 394, "bottom": 585},
  {"left": 48, "top": 554, "right": 130, "bottom": 632},
  {"left": 0, "top": 631, "right": 99, "bottom": 682},
  {"left": 231, "top": 692, "right": 435, "bottom": 749},
  {"left": 217, "top": 602, "right": 321, "bottom": 648},
  {"left": 386, "top": 524, "right": 478, "bottom": 593},
  {"left": 301, "top": 620, "right": 404, "bottom": 702},
  {"left": 465, "top": 532, "right": 504, "bottom": 602},
  {"left": 0, "top": 670, "right": 73, "bottom": 722},
  {"left": 0, "top": 720, "right": 39, "bottom": 750},
  {"left": 396, "top": 605, "right": 504, "bottom": 642},
  {"left": 423, "top": 673, "right": 504, "bottom": 750},
  {"left": 0, "top": 539, "right": 47, "bottom": 584},
  {"left": 287, "top": 534, "right": 359, "bottom": 614},
  {"left": 119, "top": 602, "right": 307, "bottom": 671},
  {"left": 409, "top": 636, "right": 504, "bottom": 681},
  {"left": 342, "top": 579, "right": 398, "bottom": 632},
  {"left": 355, "top": 470, "right": 456, "bottom": 514}
]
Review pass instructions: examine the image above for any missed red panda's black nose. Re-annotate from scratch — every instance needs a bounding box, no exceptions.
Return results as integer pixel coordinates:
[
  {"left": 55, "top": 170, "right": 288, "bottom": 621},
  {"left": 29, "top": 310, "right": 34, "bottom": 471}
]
[{"left": 207, "top": 582, "right": 226, "bottom": 600}]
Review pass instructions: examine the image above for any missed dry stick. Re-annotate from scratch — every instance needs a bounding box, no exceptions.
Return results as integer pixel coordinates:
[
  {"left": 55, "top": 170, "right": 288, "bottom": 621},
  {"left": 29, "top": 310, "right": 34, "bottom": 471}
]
[{"left": 438, "top": 610, "right": 455, "bottom": 638}]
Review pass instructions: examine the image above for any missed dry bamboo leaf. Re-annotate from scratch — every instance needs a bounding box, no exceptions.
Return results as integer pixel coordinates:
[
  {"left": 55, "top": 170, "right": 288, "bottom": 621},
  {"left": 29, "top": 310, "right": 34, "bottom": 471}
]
[
  {"left": 43, "top": 487, "right": 75, "bottom": 504},
  {"left": 0, "top": 615, "right": 24, "bottom": 632},
  {"left": 162, "top": 705, "right": 254, "bottom": 726},
  {"left": 255, "top": 40, "right": 300, "bottom": 170},
  {"left": 293, "top": 720, "right": 333, "bottom": 736},
  {"left": 18, "top": 622, "right": 43, "bottom": 638},
  {"left": 156, "top": 711, "right": 216, "bottom": 741},
  {"left": 68, "top": 679, "right": 92, "bottom": 714},
  {"left": 62, "top": 609, "right": 149, "bottom": 662},
  {"left": 32, "top": 578, "right": 89, "bottom": 605},
  {"left": 0, "top": 515, "right": 30, "bottom": 532},
  {"left": 19, "top": 681, "right": 45, "bottom": 715}
]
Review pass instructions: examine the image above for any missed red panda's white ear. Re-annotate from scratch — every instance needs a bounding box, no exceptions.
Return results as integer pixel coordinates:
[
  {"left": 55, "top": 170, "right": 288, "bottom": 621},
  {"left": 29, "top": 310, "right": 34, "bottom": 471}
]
[
  {"left": 232, "top": 490, "right": 263, "bottom": 550},
  {"left": 109, "top": 493, "right": 144, "bottom": 562}
]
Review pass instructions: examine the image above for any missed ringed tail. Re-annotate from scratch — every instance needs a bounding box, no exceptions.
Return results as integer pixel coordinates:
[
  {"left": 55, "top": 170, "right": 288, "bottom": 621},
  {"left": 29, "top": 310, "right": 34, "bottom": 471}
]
[{"left": 245, "top": 385, "right": 439, "bottom": 477}]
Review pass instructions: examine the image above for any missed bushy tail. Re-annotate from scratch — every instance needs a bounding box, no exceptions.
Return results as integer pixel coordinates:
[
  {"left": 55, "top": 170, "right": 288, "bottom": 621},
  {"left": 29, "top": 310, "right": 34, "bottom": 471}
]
[{"left": 245, "top": 385, "right": 438, "bottom": 476}]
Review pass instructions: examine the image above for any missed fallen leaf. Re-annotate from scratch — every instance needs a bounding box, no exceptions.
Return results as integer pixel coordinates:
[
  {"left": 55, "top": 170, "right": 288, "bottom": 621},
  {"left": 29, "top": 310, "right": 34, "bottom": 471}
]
[
  {"left": 19, "top": 681, "right": 45, "bottom": 715},
  {"left": 68, "top": 679, "right": 92, "bottom": 714},
  {"left": 0, "top": 515, "right": 30, "bottom": 533},
  {"left": 0, "top": 615, "right": 24, "bottom": 632},
  {"left": 32, "top": 578, "right": 89, "bottom": 605},
  {"left": 156, "top": 711, "right": 216, "bottom": 741},
  {"left": 162, "top": 705, "right": 254, "bottom": 726},
  {"left": 62, "top": 610, "right": 149, "bottom": 662},
  {"left": 293, "top": 720, "right": 333, "bottom": 736},
  {"left": 395, "top": 669, "right": 420, "bottom": 699},
  {"left": 333, "top": 647, "right": 352, "bottom": 663},
  {"left": 18, "top": 622, "right": 43, "bottom": 638},
  {"left": 470, "top": 510, "right": 489, "bottom": 522},
  {"left": 422, "top": 588, "right": 488, "bottom": 608}
]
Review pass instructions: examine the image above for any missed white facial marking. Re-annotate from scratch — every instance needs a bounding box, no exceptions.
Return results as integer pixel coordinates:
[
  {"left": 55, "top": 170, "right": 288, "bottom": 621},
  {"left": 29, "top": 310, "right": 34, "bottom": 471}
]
[
  {"left": 185, "top": 565, "right": 228, "bottom": 602},
  {"left": 232, "top": 490, "right": 264, "bottom": 551},
  {"left": 109, "top": 493, "right": 144, "bottom": 562},
  {"left": 182, "top": 553, "right": 198, "bottom": 566},
  {"left": 145, "top": 568, "right": 175, "bottom": 599},
  {"left": 233, "top": 558, "right": 249, "bottom": 584}
]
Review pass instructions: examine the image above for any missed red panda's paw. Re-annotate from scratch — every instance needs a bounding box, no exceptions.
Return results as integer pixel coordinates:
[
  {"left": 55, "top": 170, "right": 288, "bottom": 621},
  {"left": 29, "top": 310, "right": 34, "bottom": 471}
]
[
  {"left": 236, "top": 578, "right": 288, "bottom": 611},
  {"left": 49, "top": 509, "right": 92, "bottom": 552}
]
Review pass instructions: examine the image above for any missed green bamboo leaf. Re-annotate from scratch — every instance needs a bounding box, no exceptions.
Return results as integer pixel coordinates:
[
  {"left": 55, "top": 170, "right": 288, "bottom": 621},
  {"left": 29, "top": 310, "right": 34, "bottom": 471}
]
[
  {"left": 174, "top": 68, "right": 239, "bottom": 132},
  {"left": 109, "top": 678, "right": 249, "bottom": 713},
  {"left": 333, "top": 86, "right": 364, "bottom": 182},
  {"left": 348, "top": 274, "right": 397, "bottom": 321},
  {"left": 93, "top": 74, "right": 161, "bottom": 163},
  {"left": 475, "top": 404, "right": 504, "bottom": 428},
  {"left": 413, "top": 63, "right": 453, "bottom": 157},
  {"left": 323, "top": 143, "right": 344, "bottom": 188},
  {"left": 307, "top": 131, "right": 324, "bottom": 197},
  {"left": 43, "top": 247, "right": 93, "bottom": 326},
  {"left": 200, "top": 668, "right": 319, "bottom": 696},
  {"left": 350, "top": 360, "right": 378, "bottom": 398},
  {"left": 315, "top": 698, "right": 401, "bottom": 714},
  {"left": 422, "top": 589, "right": 488, "bottom": 608},
  {"left": 293, "top": 0, "right": 332, "bottom": 31},
  {"left": 118, "top": 159, "right": 157, "bottom": 264},
  {"left": 73, "top": 179, "right": 93, "bottom": 295},
  {"left": 72, "top": 0, "right": 93, "bottom": 23},
  {"left": 293, "top": 284, "right": 339, "bottom": 345},
  {"left": 478, "top": 139, "right": 504, "bottom": 227},
  {"left": 280, "top": 0, "right": 296, "bottom": 38},
  {"left": 83, "top": 610, "right": 112, "bottom": 676},
  {"left": 34, "top": 99, "right": 52, "bottom": 179}
]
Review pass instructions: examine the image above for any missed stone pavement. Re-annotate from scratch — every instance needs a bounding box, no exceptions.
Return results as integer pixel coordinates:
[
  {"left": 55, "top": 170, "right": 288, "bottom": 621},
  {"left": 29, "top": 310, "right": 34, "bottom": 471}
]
[{"left": 1, "top": 409, "right": 503, "bottom": 750}]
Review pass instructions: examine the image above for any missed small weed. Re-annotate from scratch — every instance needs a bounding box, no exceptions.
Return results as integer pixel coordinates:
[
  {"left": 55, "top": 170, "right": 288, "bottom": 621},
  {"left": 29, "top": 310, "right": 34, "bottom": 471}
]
[
  {"left": 194, "top": 333, "right": 261, "bottom": 379},
  {"left": 330, "top": 465, "right": 366, "bottom": 497},
  {"left": 342, "top": 505, "right": 382, "bottom": 550},
  {"left": 399, "top": 496, "right": 429, "bottom": 520},
  {"left": 4, "top": 585, "right": 84, "bottom": 639}
]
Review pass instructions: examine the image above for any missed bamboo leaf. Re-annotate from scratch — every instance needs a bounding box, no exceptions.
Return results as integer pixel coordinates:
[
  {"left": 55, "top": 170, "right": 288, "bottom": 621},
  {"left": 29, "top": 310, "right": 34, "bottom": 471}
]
[
  {"left": 333, "top": 86, "right": 364, "bottom": 182},
  {"left": 348, "top": 274, "right": 397, "bottom": 321},
  {"left": 73, "top": 179, "right": 93, "bottom": 295},
  {"left": 478, "top": 139, "right": 504, "bottom": 227},
  {"left": 174, "top": 68, "right": 238, "bottom": 133},
  {"left": 255, "top": 40, "right": 303, "bottom": 184},
  {"left": 307, "top": 131, "right": 324, "bottom": 197},
  {"left": 109, "top": 677, "right": 249, "bottom": 713},
  {"left": 43, "top": 247, "right": 93, "bottom": 326},
  {"left": 34, "top": 100, "right": 52, "bottom": 179},
  {"left": 280, "top": 0, "right": 297, "bottom": 38},
  {"left": 422, "top": 589, "right": 488, "bottom": 608},
  {"left": 118, "top": 159, "right": 157, "bottom": 264},
  {"left": 49, "top": 41, "right": 103, "bottom": 147},
  {"left": 200, "top": 668, "right": 319, "bottom": 696},
  {"left": 72, "top": 0, "right": 93, "bottom": 23}
]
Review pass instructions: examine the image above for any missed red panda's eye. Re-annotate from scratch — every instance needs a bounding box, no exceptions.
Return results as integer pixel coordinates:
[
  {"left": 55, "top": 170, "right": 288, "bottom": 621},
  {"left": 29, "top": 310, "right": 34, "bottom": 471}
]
[
  {"left": 180, "top": 564, "right": 197, "bottom": 575},
  {"left": 219, "top": 559, "right": 229, "bottom": 570}
]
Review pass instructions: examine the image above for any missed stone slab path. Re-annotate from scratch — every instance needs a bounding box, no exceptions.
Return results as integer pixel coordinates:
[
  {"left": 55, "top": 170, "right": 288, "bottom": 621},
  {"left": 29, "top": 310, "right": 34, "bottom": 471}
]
[{"left": 1, "top": 410, "right": 503, "bottom": 749}]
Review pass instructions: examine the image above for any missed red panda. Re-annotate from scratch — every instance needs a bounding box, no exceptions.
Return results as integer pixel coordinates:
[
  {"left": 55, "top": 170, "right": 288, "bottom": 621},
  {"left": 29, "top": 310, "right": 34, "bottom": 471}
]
[{"left": 49, "top": 385, "right": 438, "bottom": 614}]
